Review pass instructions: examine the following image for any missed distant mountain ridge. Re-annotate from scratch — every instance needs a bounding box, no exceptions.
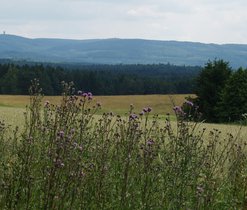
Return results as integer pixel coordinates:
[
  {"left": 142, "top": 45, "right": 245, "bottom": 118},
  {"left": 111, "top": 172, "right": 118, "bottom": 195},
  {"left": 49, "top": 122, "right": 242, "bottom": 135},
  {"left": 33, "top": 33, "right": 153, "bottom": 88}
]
[{"left": 1, "top": 34, "right": 247, "bottom": 68}]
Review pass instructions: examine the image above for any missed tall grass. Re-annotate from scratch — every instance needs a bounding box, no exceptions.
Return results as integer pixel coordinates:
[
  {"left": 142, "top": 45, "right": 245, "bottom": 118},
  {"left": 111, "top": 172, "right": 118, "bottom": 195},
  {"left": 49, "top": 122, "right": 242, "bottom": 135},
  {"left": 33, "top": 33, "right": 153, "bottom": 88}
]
[{"left": 0, "top": 80, "right": 247, "bottom": 209}]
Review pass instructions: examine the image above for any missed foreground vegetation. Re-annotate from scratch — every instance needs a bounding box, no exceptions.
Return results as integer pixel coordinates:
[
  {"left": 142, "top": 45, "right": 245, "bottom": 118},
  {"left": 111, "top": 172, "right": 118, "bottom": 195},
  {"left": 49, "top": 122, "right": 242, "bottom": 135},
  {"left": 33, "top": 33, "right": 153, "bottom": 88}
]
[{"left": 0, "top": 81, "right": 247, "bottom": 209}]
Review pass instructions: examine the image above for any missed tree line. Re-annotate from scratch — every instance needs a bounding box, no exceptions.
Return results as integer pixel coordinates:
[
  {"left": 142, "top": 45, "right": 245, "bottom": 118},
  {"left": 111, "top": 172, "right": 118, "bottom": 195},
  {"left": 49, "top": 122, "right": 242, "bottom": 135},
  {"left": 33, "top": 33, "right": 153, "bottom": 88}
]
[
  {"left": 1, "top": 60, "right": 247, "bottom": 123},
  {"left": 193, "top": 59, "right": 247, "bottom": 123},
  {"left": 0, "top": 63, "right": 200, "bottom": 95}
]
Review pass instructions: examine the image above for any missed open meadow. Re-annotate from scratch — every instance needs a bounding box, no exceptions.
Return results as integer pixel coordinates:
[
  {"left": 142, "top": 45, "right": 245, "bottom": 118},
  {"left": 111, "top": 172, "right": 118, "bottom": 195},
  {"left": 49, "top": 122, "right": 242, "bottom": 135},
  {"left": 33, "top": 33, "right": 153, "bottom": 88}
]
[
  {"left": 0, "top": 92, "right": 247, "bottom": 209},
  {"left": 0, "top": 94, "right": 192, "bottom": 114},
  {"left": 1, "top": 94, "right": 246, "bottom": 138},
  {"left": 0, "top": 93, "right": 190, "bottom": 130}
]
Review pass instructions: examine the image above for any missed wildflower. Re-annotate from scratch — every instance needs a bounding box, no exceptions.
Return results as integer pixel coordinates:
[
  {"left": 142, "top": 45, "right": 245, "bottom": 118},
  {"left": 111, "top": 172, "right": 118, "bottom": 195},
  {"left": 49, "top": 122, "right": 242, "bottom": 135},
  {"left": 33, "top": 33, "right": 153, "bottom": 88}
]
[
  {"left": 173, "top": 106, "right": 185, "bottom": 116},
  {"left": 143, "top": 107, "right": 148, "bottom": 113},
  {"left": 44, "top": 100, "right": 50, "bottom": 107},
  {"left": 173, "top": 106, "right": 182, "bottom": 112},
  {"left": 129, "top": 113, "right": 138, "bottom": 121},
  {"left": 78, "top": 90, "right": 83, "bottom": 95},
  {"left": 139, "top": 111, "right": 144, "bottom": 116},
  {"left": 147, "top": 139, "right": 154, "bottom": 146},
  {"left": 87, "top": 92, "right": 93, "bottom": 100},
  {"left": 185, "top": 100, "right": 194, "bottom": 107},
  {"left": 143, "top": 107, "right": 152, "bottom": 113},
  {"left": 82, "top": 92, "right": 88, "bottom": 97},
  {"left": 58, "top": 130, "right": 65, "bottom": 138}
]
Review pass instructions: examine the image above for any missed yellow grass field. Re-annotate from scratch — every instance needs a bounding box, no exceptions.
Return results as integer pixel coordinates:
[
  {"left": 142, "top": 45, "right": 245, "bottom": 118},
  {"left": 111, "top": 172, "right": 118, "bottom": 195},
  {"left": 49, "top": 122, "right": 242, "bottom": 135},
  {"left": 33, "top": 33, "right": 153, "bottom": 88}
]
[
  {"left": 1, "top": 94, "right": 247, "bottom": 140},
  {"left": 0, "top": 94, "right": 192, "bottom": 130},
  {"left": 0, "top": 94, "right": 194, "bottom": 115}
]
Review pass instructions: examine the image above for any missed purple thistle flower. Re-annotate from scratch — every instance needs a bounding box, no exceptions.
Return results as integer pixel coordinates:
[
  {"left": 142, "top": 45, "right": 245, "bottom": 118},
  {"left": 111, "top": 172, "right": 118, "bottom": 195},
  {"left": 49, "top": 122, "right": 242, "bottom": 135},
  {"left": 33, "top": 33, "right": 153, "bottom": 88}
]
[
  {"left": 185, "top": 100, "right": 194, "bottom": 107},
  {"left": 82, "top": 92, "right": 88, "bottom": 97},
  {"left": 129, "top": 113, "right": 138, "bottom": 121},
  {"left": 143, "top": 107, "right": 148, "bottom": 113},
  {"left": 147, "top": 139, "right": 154, "bottom": 146},
  {"left": 44, "top": 100, "right": 50, "bottom": 107},
  {"left": 173, "top": 106, "right": 182, "bottom": 112},
  {"left": 87, "top": 92, "right": 93, "bottom": 97},
  {"left": 139, "top": 111, "right": 144, "bottom": 116},
  {"left": 173, "top": 106, "right": 185, "bottom": 116},
  {"left": 58, "top": 130, "right": 65, "bottom": 138},
  {"left": 143, "top": 107, "right": 152, "bottom": 113}
]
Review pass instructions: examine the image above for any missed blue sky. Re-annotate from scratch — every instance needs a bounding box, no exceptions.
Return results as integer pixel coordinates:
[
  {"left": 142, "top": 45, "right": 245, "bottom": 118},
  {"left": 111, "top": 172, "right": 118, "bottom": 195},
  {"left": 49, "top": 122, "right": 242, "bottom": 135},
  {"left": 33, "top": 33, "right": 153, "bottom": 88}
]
[{"left": 0, "top": 0, "right": 246, "bottom": 44}]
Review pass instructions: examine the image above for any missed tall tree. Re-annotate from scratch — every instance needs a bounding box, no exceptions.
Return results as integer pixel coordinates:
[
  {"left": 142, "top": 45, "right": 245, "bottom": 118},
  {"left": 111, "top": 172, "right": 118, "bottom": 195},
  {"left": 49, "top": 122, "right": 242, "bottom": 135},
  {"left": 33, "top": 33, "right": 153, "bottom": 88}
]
[
  {"left": 216, "top": 68, "right": 247, "bottom": 122},
  {"left": 195, "top": 59, "right": 232, "bottom": 122}
]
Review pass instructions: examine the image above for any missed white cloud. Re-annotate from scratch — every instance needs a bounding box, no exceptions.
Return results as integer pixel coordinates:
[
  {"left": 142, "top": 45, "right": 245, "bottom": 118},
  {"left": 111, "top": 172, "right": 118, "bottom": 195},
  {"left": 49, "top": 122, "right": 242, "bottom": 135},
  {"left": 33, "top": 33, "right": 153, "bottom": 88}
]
[
  {"left": 127, "top": 5, "right": 166, "bottom": 19},
  {"left": 0, "top": 0, "right": 247, "bottom": 43}
]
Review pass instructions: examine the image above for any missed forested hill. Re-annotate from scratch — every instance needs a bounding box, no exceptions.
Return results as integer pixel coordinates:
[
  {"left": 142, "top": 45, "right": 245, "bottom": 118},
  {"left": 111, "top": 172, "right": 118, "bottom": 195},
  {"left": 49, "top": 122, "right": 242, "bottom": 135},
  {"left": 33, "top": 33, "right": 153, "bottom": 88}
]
[
  {"left": 1, "top": 34, "right": 247, "bottom": 68},
  {"left": 0, "top": 63, "right": 200, "bottom": 95}
]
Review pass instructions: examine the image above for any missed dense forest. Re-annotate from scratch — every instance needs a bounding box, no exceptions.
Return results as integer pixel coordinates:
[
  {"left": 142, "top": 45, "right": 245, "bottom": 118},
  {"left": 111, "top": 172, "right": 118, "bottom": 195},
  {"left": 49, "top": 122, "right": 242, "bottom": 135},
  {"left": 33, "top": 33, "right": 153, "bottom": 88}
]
[{"left": 0, "top": 62, "right": 200, "bottom": 95}]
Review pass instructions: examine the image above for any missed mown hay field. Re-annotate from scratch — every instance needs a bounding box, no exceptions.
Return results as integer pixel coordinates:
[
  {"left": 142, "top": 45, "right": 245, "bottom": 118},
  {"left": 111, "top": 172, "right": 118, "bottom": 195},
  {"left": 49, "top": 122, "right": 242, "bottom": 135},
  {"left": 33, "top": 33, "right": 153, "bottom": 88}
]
[
  {"left": 1, "top": 94, "right": 246, "bottom": 139},
  {"left": 0, "top": 94, "right": 192, "bottom": 114},
  {"left": 0, "top": 94, "right": 190, "bottom": 131}
]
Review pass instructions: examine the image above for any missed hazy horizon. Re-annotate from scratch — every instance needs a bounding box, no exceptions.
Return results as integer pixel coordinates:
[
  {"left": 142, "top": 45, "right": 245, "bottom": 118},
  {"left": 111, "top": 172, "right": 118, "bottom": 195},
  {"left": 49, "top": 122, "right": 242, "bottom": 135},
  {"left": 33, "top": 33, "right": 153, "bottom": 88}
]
[
  {"left": 1, "top": 33, "right": 247, "bottom": 45},
  {"left": 1, "top": 0, "right": 247, "bottom": 44}
]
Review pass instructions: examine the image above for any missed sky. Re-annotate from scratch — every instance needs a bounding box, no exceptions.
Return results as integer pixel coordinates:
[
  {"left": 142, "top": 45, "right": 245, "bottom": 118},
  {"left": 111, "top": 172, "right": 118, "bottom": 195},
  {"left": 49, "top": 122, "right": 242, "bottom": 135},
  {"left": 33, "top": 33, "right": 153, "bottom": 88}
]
[{"left": 0, "top": 0, "right": 247, "bottom": 44}]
